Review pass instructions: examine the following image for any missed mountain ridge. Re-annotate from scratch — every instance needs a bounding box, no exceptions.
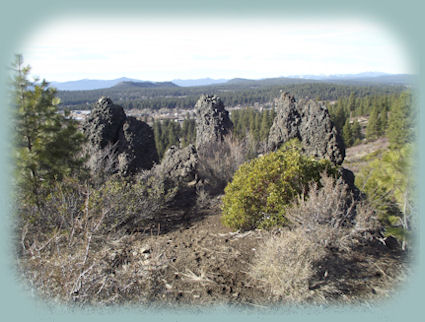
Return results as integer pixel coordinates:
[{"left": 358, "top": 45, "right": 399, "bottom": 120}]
[{"left": 51, "top": 73, "right": 413, "bottom": 91}]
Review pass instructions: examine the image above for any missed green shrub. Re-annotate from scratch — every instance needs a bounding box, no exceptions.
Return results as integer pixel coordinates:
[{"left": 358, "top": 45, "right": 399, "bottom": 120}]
[
  {"left": 355, "top": 144, "right": 414, "bottom": 247},
  {"left": 221, "top": 139, "right": 337, "bottom": 230}
]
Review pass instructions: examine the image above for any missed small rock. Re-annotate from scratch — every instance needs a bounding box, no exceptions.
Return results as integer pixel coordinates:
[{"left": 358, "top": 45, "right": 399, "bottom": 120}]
[{"left": 140, "top": 246, "right": 151, "bottom": 254}]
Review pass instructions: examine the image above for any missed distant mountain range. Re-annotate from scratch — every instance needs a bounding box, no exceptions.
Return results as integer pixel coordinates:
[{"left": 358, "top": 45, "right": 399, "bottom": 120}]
[
  {"left": 287, "top": 72, "right": 413, "bottom": 85},
  {"left": 171, "top": 78, "right": 228, "bottom": 87},
  {"left": 112, "top": 81, "right": 178, "bottom": 89},
  {"left": 50, "top": 77, "right": 143, "bottom": 91},
  {"left": 50, "top": 77, "right": 228, "bottom": 91},
  {"left": 50, "top": 73, "right": 413, "bottom": 91},
  {"left": 288, "top": 72, "right": 390, "bottom": 80}
]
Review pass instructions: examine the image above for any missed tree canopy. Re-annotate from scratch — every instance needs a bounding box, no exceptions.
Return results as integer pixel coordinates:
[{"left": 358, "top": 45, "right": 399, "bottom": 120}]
[{"left": 12, "top": 55, "right": 85, "bottom": 207}]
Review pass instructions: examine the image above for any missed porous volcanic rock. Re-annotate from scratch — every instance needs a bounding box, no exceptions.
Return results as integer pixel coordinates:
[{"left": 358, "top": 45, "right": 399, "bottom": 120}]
[
  {"left": 156, "top": 144, "right": 198, "bottom": 209},
  {"left": 117, "top": 116, "right": 159, "bottom": 175},
  {"left": 83, "top": 97, "right": 126, "bottom": 149},
  {"left": 195, "top": 95, "right": 233, "bottom": 151},
  {"left": 268, "top": 92, "right": 345, "bottom": 165},
  {"left": 82, "top": 97, "right": 158, "bottom": 175}
]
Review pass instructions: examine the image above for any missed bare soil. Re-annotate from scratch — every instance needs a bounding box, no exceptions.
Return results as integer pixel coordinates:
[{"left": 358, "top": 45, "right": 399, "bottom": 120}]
[
  {"left": 343, "top": 137, "right": 389, "bottom": 174},
  {"left": 18, "top": 194, "right": 407, "bottom": 307},
  {"left": 133, "top": 201, "right": 270, "bottom": 307},
  {"left": 106, "top": 199, "right": 406, "bottom": 307}
]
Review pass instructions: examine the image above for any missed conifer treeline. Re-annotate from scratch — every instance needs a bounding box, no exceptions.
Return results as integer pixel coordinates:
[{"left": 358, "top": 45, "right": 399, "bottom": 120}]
[
  {"left": 152, "top": 91, "right": 413, "bottom": 159},
  {"left": 151, "top": 108, "right": 277, "bottom": 159},
  {"left": 57, "top": 82, "right": 406, "bottom": 111},
  {"left": 153, "top": 118, "right": 196, "bottom": 159},
  {"left": 327, "top": 92, "right": 413, "bottom": 147}
]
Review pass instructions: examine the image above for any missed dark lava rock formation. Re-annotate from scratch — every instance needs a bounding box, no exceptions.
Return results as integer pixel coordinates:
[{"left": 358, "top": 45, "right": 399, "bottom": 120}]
[
  {"left": 195, "top": 95, "right": 233, "bottom": 151},
  {"left": 82, "top": 97, "right": 158, "bottom": 176},
  {"left": 156, "top": 144, "right": 198, "bottom": 209},
  {"left": 268, "top": 92, "right": 345, "bottom": 165}
]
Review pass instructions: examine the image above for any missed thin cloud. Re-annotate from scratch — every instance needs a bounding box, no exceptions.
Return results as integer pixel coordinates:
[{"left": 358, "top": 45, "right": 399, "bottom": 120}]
[{"left": 21, "top": 17, "right": 411, "bottom": 82}]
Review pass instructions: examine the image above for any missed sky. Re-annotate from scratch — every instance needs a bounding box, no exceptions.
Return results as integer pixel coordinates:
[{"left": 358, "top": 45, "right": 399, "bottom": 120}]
[{"left": 20, "top": 17, "right": 412, "bottom": 82}]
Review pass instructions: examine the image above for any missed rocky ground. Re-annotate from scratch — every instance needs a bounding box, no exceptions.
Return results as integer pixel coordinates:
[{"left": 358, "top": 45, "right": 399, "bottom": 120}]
[
  {"left": 18, "top": 138, "right": 408, "bottom": 307},
  {"left": 144, "top": 201, "right": 269, "bottom": 307},
  {"left": 95, "top": 195, "right": 406, "bottom": 308}
]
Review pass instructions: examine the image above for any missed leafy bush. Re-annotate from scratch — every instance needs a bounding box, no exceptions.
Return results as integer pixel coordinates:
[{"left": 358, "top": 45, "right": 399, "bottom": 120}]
[{"left": 221, "top": 139, "right": 337, "bottom": 230}]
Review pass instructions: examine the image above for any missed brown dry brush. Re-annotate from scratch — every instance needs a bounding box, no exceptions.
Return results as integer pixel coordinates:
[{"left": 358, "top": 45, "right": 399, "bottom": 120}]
[
  {"left": 83, "top": 142, "right": 120, "bottom": 185},
  {"left": 250, "top": 174, "right": 407, "bottom": 304},
  {"left": 16, "top": 169, "right": 177, "bottom": 305},
  {"left": 196, "top": 134, "right": 249, "bottom": 195}
]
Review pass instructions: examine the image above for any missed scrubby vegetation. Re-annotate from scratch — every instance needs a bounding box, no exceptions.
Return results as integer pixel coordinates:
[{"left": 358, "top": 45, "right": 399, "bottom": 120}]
[
  {"left": 11, "top": 55, "right": 413, "bottom": 307},
  {"left": 355, "top": 144, "right": 414, "bottom": 248},
  {"left": 249, "top": 174, "right": 403, "bottom": 304},
  {"left": 222, "top": 140, "right": 336, "bottom": 230},
  {"left": 197, "top": 134, "right": 249, "bottom": 196}
]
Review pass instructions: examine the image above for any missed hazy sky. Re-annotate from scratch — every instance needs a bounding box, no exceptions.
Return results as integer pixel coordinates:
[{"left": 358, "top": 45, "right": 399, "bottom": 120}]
[{"left": 20, "top": 17, "right": 411, "bottom": 82}]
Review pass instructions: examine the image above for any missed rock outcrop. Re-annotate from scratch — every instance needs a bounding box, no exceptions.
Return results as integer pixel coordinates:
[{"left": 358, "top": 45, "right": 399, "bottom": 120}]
[
  {"left": 82, "top": 97, "right": 158, "bottom": 176},
  {"left": 155, "top": 144, "right": 198, "bottom": 209},
  {"left": 83, "top": 97, "right": 127, "bottom": 150},
  {"left": 195, "top": 95, "right": 233, "bottom": 151},
  {"left": 268, "top": 92, "right": 345, "bottom": 165}
]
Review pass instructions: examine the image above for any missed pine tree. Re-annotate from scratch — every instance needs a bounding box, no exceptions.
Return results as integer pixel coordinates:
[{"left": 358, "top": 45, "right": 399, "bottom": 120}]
[
  {"left": 332, "top": 101, "right": 348, "bottom": 134},
  {"left": 253, "top": 111, "right": 261, "bottom": 141},
  {"left": 351, "top": 120, "right": 362, "bottom": 145},
  {"left": 167, "top": 121, "right": 180, "bottom": 148},
  {"left": 378, "top": 109, "right": 388, "bottom": 136},
  {"left": 387, "top": 93, "right": 413, "bottom": 148},
  {"left": 342, "top": 119, "right": 353, "bottom": 147},
  {"left": 269, "top": 108, "right": 276, "bottom": 128},
  {"left": 366, "top": 105, "right": 380, "bottom": 140},
  {"left": 153, "top": 120, "right": 165, "bottom": 158},
  {"left": 259, "top": 110, "right": 270, "bottom": 140},
  {"left": 348, "top": 92, "right": 356, "bottom": 112},
  {"left": 356, "top": 144, "right": 413, "bottom": 248},
  {"left": 12, "top": 55, "right": 85, "bottom": 206}
]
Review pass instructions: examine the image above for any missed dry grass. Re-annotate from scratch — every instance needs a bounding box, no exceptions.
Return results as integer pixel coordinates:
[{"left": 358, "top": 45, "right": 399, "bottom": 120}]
[
  {"left": 343, "top": 137, "right": 389, "bottom": 174},
  {"left": 285, "top": 175, "right": 356, "bottom": 250},
  {"left": 249, "top": 173, "right": 406, "bottom": 304},
  {"left": 180, "top": 268, "right": 215, "bottom": 285},
  {"left": 197, "top": 134, "right": 248, "bottom": 195},
  {"left": 15, "top": 171, "right": 178, "bottom": 305},
  {"left": 250, "top": 229, "right": 330, "bottom": 303},
  {"left": 18, "top": 223, "right": 169, "bottom": 305}
]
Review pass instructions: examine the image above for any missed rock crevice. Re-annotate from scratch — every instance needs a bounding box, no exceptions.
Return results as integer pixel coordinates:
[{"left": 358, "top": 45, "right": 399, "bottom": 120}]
[
  {"left": 268, "top": 92, "right": 345, "bottom": 165},
  {"left": 82, "top": 97, "right": 158, "bottom": 176}
]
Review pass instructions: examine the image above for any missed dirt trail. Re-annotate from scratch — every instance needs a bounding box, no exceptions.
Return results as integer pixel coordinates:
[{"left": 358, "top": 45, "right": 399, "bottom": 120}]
[{"left": 144, "top": 205, "right": 269, "bottom": 306}]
